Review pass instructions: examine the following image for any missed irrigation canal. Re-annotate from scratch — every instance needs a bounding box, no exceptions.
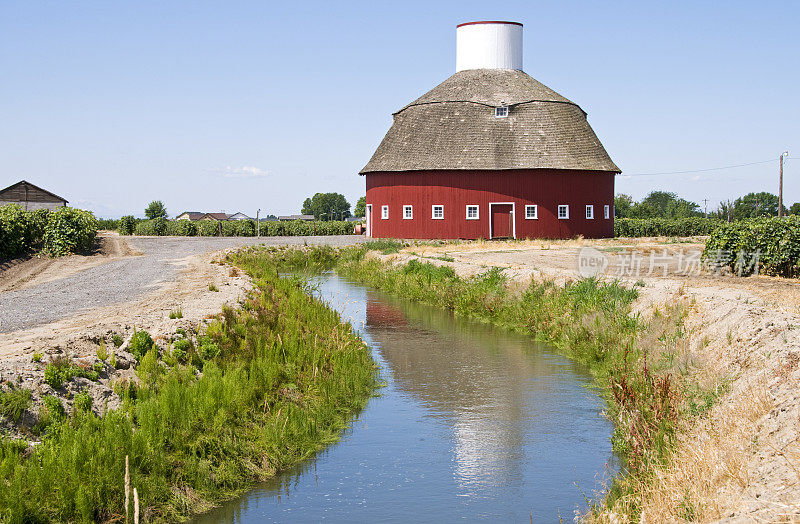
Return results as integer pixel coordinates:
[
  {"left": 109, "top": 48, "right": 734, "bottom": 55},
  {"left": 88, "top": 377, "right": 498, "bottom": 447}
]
[{"left": 195, "top": 272, "right": 615, "bottom": 522}]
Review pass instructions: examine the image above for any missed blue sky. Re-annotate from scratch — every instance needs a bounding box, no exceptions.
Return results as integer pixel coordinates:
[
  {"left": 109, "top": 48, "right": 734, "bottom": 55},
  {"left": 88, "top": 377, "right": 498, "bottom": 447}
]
[{"left": 1, "top": 1, "right": 798, "bottom": 218}]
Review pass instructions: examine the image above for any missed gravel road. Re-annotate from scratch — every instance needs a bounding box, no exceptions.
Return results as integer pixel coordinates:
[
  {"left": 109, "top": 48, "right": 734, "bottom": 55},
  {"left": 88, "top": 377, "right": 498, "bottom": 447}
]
[{"left": 0, "top": 235, "right": 366, "bottom": 334}]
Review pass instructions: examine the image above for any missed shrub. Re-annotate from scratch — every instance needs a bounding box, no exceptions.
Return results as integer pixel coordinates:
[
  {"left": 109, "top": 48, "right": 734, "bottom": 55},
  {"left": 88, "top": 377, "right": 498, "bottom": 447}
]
[
  {"left": 129, "top": 329, "right": 154, "bottom": 360},
  {"left": 72, "top": 392, "right": 93, "bottom": 415},
  {"left": 42, "top": 395, "right": 65, "bottom": 420},
  {"left": 171, "top": 339, "right": 191, "bottom": 363},
  {"left": 169, "top": 308, "right": 183, "bottom": 319},
  {"left": 167, "top": 220, "right": 197, "bottom": 236},
  {"left": 614, "top": 217, "right": 720, "bottom": 238},
  {"left": 0, "top": 204, "right": 36, "bottom": 258},
  {"left": 221, "top": 220, "right": 255, "bottom": 237},
  {"left": 96, "top": 218, "right": 119, "bottom": 231},
  {"left": 198, "top": 338, "right": 220, "bottom": 361},
  {"left": 112, "top": 334, "right": 124, "bottom": 347},
  {"left": 96, "top": 340, "right": 109, "bottom": 362},
  {"left": 44, "top": 363, "right": 64, "bottom": 389},
  {"left": 42, "top": 207, "right": 98, "bottom": 256},
  {"left": 197, "top": 219, "right": 221, "bottom": 236},
  {"left": 703, "top": 216, "right": 800, "bottom": 278},
  {"left": 118, "top": 215, "right": 136, "bottom": 235}
]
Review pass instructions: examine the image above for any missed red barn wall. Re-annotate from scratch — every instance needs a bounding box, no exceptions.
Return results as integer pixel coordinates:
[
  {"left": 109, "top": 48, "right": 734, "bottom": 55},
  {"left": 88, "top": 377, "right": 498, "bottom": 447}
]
[{"left": 365, "top": 170, "right": 615, "bottom": 239}]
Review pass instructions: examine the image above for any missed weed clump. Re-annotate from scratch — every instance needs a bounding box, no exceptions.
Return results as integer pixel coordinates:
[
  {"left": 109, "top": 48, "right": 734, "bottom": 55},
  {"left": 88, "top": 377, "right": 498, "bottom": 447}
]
[
  {"left": 129, "top": 329, "right": 154, "bottom": 360},
  {"left": 72, "top": 392, "right": 93, "bottom": 415},
  {"left": 0, "top": 387, "right": 32, "bottom": 422}
]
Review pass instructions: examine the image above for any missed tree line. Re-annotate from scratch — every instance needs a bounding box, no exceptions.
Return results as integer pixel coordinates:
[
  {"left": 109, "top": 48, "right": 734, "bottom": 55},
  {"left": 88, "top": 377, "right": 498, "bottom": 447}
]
[{"left": 615, "top": 191, "right": 800, "bottom": 221}]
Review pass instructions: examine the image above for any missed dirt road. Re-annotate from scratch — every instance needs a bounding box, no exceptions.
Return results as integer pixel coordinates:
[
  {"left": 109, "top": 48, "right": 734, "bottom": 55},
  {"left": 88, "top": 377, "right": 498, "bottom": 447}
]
[{"left": 0, "top": 234, "right": 365, "bottom": 334}]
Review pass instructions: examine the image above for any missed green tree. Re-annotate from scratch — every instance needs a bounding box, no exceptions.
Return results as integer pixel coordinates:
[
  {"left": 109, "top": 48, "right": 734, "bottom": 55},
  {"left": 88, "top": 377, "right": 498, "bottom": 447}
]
[
  {"left": 789, "top": 202, "right": 800, "bottom": 216},
  {"left": 731, "top": 192, "right": 778, "bottom": 219},
  {"left": 614, "top": 194, "right": 634, "bottom": 218},
  {"left": 301, "top": 193, "right": 351, "bottom": 221},
  {"left": 713, "top": 200, "right": 735, "bottom": 222},
  {"left": 354, "top": 197, "right": 366, "bottom": 218},
  {"left": 629, "top": 191, "right": 701, "bottom": 219},
  {"left": 145, "top": 200, "right": 168, "bottom": 220}
]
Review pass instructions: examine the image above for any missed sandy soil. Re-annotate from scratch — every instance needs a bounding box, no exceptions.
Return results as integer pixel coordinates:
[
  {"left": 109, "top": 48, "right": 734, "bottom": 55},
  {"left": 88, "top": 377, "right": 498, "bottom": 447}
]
[{"left": 379, "top": 238, "right": 800, "bottom": 522}]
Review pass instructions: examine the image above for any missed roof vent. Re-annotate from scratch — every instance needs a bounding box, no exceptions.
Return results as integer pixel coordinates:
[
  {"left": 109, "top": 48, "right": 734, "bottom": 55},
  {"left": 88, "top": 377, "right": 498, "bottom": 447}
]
[{"left": 456, "top": 21, "right": 523, "bottom": 72}]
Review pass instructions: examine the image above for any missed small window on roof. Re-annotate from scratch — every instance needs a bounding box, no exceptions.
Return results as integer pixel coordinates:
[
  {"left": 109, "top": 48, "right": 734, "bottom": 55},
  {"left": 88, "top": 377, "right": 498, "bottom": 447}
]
[{"left": 495, "top": 106, "right": 509, "bottom": 118}]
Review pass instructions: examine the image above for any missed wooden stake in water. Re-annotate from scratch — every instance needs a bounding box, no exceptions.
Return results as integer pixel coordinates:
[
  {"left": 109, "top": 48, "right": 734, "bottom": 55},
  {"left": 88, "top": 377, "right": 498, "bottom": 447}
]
[
  {"left": 133, "top": 487, "right": 139, "bottom": 524},
  {"left": 124, "top": 455, "right": 130, "bottom": 521}
]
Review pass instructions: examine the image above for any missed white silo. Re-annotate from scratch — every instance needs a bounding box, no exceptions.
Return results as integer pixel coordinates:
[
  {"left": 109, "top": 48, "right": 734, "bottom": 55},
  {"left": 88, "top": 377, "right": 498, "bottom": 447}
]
[{"left": 456, "top": 21, "right": 523, "bottom": 72}]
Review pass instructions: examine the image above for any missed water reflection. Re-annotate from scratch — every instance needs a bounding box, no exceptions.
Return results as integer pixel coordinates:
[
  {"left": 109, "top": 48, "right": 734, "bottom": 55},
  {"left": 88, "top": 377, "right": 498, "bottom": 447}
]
[{"left": 194, "top": 274, "right": 614, "bottom": 523}]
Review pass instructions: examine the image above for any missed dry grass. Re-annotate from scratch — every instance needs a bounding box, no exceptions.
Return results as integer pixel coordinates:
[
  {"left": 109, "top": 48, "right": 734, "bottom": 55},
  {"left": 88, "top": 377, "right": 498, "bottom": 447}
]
[{"left": 594, "top": 378, "right": 772, "bottom": 522}]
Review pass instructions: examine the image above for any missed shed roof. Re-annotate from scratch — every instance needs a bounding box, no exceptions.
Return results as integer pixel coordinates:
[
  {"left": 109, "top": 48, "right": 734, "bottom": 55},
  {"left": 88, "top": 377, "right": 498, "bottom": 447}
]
[
  {"left": 202, "top": 212, "right": 230, "bottom": 221},
  {"left": 360, "top": 69, "right": 619, "bottom": 174},
  {"left": 0, "top": 180, "right": 68, "bottom": 203}
]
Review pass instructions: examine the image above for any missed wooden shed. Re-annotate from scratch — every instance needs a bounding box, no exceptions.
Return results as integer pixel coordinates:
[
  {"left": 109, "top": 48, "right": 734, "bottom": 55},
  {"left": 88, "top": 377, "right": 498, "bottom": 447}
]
[
  {"left": 0, "top": 180, "right": 68, "bottom": 211},
  {"left": 361, "top": 21, "right": 619, "bottom": 240}
]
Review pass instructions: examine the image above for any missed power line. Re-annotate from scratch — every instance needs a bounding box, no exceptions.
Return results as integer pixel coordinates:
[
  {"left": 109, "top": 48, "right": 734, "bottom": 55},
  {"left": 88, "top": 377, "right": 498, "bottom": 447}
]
[{"left": 622, "top": 156, "right": 795, "bottom": 177}]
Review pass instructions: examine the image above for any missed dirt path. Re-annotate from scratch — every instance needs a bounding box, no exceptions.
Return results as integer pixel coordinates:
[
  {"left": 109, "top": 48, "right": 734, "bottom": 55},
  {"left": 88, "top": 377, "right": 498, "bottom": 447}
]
[
  {"left": 379, "top": 238, "right": 800, "bottom": 522},
  {"left": 0, "top": 234, "right": 139, "bottom": 292},
  {"left": 0, "top": 234, "right": 365, "bottom": 335}
]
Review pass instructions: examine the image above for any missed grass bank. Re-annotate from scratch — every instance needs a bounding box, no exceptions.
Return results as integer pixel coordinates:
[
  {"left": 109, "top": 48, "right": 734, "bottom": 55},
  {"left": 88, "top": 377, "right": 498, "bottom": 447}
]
[
  {"left": 235, "top": 242, "right": 709, "bottom": 520},
  {"left": 0, "top": 253, "right": 378, "bottom": 522}
]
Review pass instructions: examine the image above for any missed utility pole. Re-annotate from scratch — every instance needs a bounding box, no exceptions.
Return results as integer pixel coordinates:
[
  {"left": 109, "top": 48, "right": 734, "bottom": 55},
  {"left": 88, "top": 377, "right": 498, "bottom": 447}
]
[
  {"left": 779, "top": 151, "right": 788, "bottom": 218},
  {"left": 703, "top": 198, "right": 709, "bottom": 219}
]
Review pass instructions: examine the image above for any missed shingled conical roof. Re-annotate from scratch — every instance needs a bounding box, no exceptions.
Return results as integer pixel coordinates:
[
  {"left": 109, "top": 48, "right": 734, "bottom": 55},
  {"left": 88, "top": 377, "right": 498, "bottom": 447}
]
[{"left": 360, "top": 69, "right": 620, "bottom": 174}]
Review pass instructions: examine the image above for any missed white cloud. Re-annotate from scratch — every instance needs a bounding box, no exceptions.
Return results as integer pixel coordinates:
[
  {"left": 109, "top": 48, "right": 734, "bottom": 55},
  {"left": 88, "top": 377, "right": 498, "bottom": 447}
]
[{"left": 219, "top": 166, "right": 270, "bottom": 178}]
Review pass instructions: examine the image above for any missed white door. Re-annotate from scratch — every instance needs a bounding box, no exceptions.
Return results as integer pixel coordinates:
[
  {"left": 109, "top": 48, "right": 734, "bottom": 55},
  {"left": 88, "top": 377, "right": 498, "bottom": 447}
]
[{"left": 365, "top": 204, "right": 372, "bottom": 238}]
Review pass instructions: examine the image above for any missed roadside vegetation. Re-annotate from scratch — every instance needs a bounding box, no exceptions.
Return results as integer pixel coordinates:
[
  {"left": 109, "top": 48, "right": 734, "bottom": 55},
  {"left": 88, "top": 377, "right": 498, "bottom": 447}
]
[
  {"left": 0, "top": 204, "right": 98, "bottom": 260},
  {"left": 614, "top": 217, "right": 720, "bottom": 237},
  {"left": 109, "top": 217, "right": 356, "bottom": 237},
  {"left": 0, "top": 251, "right": 378, "bottom": 522},
  {"left": 704, "top": 215, "right": 800, "bottom": 277},
  {"left": 228, "top": 242, "right": 714, "bottom": 521}
]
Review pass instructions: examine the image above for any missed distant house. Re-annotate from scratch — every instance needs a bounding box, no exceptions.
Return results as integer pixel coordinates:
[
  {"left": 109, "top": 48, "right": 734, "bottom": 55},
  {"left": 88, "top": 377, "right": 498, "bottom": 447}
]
[
  {"left": 201, "top": 212, "right": 230, "bottom": 221},
  {"left": 0, "top": 180, "right": 67, "bottom": 211},
  {"left": 278, "top": 214, "right": 315, "bottom": 221},
  {"left": 175, "top": 211, "right": 206, "bottom": 221},
  {"left": 227, "top": 212, "right": 252, "bottom": 221}
]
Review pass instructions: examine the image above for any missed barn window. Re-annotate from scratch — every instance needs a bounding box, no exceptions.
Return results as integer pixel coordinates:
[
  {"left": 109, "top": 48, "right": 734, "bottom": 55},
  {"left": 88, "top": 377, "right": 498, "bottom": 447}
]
[
  {"left": 382, "top": 205, "right": 389, "bottom": 219},
  {"left": 558, "top": 205, "right": 569, "bottom": 219},
  {"left": 466, "top": 205, "right": 479, "bottom": 220},
  {"left": 586, "top": 205, "right": 594, "bottom": 219},
  {"left": 525, "top": 205, "right": 538, "bottom": 219},
  {"left": 432, "top": 205, "right": 444, "bottom": 219},
  {"left": 403, "top": 205, "right": 413, "bottom": 219},
  {"left": 604, "top": 205, "right": 610, "bottom": 219},
  {"left": 494, "top": 106, "right": 509, "bottom": 118}
]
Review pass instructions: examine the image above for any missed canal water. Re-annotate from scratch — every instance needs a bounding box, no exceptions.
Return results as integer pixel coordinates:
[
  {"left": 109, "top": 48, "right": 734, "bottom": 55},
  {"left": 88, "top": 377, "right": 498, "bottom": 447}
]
[{"left": 196, "top": 273, "right": 615, "bottom": 523}]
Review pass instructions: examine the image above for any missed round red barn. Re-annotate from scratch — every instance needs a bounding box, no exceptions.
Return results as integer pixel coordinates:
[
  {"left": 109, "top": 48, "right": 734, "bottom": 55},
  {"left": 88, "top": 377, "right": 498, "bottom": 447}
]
[{"left": 360, "top": 21, "right": 619, "bottom": 240}]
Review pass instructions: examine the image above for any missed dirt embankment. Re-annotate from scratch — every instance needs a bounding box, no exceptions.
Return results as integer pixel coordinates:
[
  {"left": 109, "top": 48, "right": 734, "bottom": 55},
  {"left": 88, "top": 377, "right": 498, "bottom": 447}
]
[
  {"left": 379, "top": 238, "right": 800, "bottom": 522},
  {"left": 0, "top": 233, "right": 139, "bottom": 292}
]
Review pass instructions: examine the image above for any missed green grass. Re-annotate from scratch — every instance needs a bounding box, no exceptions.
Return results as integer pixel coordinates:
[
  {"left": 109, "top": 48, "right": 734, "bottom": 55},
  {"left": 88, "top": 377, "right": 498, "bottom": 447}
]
[
  {"left": 0, "top": 251, "right": 378, "bottom": 522},
  {"left": 168, "top": 307, "right": 183, "bottom": 319},
  {"left": 0, "top": 388, "right": 32, "bottom": 422}
]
